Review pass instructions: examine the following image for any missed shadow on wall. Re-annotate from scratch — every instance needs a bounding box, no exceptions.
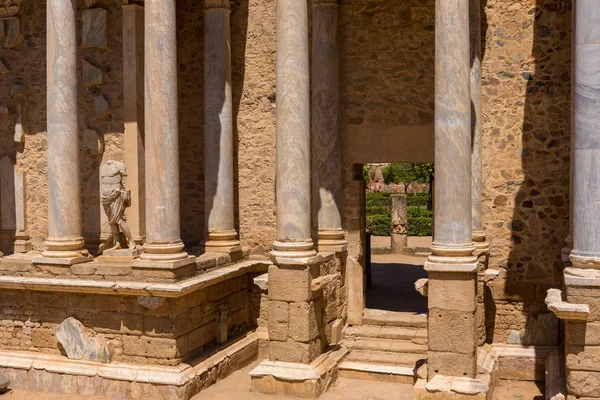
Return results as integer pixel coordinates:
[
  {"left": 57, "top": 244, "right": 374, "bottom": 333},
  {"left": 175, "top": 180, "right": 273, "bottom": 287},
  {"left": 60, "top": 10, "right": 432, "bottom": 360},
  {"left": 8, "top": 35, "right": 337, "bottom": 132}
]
[
  {"left": 177, "top": 1, "right": 248, "bottom": 247},
  {"left": 484, "top": 0, "right": 571, "bottom": 349}
]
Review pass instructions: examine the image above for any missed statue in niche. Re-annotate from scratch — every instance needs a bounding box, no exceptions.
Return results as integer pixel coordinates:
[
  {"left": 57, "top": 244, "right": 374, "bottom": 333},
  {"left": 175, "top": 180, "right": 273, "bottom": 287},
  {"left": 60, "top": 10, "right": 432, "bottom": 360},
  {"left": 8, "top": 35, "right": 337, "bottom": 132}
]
[{"left": 98, "top": 160, "right": 136, "bottom": 254}]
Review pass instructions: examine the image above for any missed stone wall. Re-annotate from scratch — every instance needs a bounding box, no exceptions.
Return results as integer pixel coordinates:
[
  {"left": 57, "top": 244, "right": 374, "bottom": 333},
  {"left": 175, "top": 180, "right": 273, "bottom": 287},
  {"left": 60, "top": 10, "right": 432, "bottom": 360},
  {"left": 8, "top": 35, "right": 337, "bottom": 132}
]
[
  {"left": 481, "top": 0, "right": 571, "bottom": 344},
  {"left": 0, "top": 275, "right": 255, "bottom": 365}
]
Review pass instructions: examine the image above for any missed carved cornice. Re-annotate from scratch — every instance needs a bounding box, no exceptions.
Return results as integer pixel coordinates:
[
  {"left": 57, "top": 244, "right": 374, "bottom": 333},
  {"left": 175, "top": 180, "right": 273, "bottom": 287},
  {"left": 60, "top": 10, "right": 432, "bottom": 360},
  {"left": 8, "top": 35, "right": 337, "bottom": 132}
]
[
  {"left": 0, "top": 0, "right": 20, "bottom": 18},
  {"left": 204, "top": 0, "right": 230, "bottom": 9}
]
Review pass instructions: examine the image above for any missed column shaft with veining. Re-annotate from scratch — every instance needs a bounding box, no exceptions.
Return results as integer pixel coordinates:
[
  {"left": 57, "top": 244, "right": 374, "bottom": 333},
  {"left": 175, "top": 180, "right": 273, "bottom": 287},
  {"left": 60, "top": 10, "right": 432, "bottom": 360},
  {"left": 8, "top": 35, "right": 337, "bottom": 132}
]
[
  {"left": 203, "top": 0, "right": 241, "bottom": 255},
  {"left": 140, "top": 0, "right": 189, "bottom": 262},
  {"left": 271, "top": 0, "right": 315, "bottom": 258},
  {"left": 312, "top": 0, "right": 346, "bottom": 253},
  {"left": 39, "top": 0, "right": 91, "bottom": 264}
]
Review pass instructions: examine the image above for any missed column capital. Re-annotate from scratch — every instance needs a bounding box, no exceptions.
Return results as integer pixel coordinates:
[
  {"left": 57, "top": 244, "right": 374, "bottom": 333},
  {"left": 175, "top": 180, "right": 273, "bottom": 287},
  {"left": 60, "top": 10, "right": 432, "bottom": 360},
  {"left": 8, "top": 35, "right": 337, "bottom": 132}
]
[{"left": 204, "top": 0, "right": 230, "bottom": 9}]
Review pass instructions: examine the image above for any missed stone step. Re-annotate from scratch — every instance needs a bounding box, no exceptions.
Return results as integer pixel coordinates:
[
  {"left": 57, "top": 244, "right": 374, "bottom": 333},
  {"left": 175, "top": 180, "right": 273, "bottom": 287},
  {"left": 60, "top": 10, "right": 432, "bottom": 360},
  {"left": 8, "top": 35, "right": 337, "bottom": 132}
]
[
  {"left": 344, "top": 337, "right": 428, "bottom": 354},
  {"left": 345, "top": 324, "right": 427, "bottom": 344},
  {"left": 363, "top": 309, "right": 428, "bottom": 328},
  {"left": 338, "top": 361, "right": 416, "bottom": 384},
  {"left": 346, "top": 349, "right": 426, "bottom": 368}
]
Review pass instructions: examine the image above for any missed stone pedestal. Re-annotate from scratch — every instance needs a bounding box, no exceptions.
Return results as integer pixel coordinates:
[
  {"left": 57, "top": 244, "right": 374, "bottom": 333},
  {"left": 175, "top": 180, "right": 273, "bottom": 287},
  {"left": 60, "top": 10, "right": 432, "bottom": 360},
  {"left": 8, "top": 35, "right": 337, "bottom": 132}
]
[
  {"left": 36, "top": 0, "right": 91, "bottom": 266},
  {"left": 136, "top": 0, "right": 193, "bottom": 272},
  {"left": 202, "top": 0, "right": 241, "bottom": 256},
  {"left": 312, "top": 0, "right": 346, "bottom": 254},
  {"left": 390, "top": 194, "right": 407, "bottom": 254},
  {"left": 425, "top": 0, "right": 479, "bottom": 385}
]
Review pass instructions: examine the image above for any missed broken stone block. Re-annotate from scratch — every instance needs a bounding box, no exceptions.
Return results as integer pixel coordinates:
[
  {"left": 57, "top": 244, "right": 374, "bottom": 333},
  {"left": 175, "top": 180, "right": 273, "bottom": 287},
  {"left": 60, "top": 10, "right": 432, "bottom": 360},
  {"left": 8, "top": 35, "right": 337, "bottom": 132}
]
[
  {"left": 138, "top": 296, "right": 165, "bottom": 310},
  {"left": 86, "top": 337, "right": 110, "bottom": 363},
  {"left": 82, "top": 8, "right": 108, "bottom": 49},
  {"left": 56, "top": 317, "right": 88, "bottom": 360},
  {"left": 94, "top": 95, "right": 110, "bottom": 120},
  {"left": 13, "top": 103, "right": 24, "bottom": 143},
  {"left": 82, "top": 128, "right": 103, "bottom": 155},
  {"left": 0, "top": 59, "right": 8, "bottom": 74},
  {"left": 4, "top": 17, "right": 23, "bottom": 48},
  {"left": 83, "top": 59, "right": 102, "bottom": 87}
]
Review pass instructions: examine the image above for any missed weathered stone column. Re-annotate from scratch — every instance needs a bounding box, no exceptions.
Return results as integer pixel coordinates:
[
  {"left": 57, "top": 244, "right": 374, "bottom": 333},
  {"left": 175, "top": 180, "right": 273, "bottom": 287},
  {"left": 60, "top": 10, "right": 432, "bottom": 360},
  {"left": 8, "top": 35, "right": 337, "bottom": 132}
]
[
  {"left": 390, "top": 194, "right": 407, "bottom": 254},
  {"left": 35, "top": 0, "right": 91, "bottom": 265},
  {"left": 565, "top": 4, "right": 600, "bottom": 398},
  {"left": 271, "top": 0, "right": 316, "bottom": 260},
  {"left": 312, "top": 0, "right": 346, "bottom": 254},
  {"left": 260, "top": 0, "right": 324, "bottom": 373},
  {"left": 137, "top": 0, "right": 193, "bottom": 269},
  {"left": 424, "top": 0, "right": 478, "bottom": 382},
  {"left": 470, "top": 0, "right": 489, "bottom": 257},
  {"left": 122, "top": 3, "right": 145, "bottom": 246},
  {"left": 202, "top": 0, "right": 241, "bottom": 256}
]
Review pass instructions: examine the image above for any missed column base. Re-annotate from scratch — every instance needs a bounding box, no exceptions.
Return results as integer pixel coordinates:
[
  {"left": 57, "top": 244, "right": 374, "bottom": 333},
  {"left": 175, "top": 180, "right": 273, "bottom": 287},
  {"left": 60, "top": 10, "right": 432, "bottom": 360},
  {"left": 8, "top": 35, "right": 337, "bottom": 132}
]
[
  {"left": 569, "top": 251, "right": 600, "bottom": 269},
  {"left": 200, "top": 231, "right": 242, "bottom": 255},
  {"left": 139, "top": 241, "right": 189, "bottom": 262},
  {"left": 133, "top": 255, "right": 196, "bottom": 270},
  {"left": 472, "top": 230, "right": 489, "bottom": 259},
  {"left": 316, "top": 230, "right": 347, "bottom": 253},
  {"left": 34, "top": 237, "right": 93, "bottom": 266},
  {"left": 270, "top": 240, "right": 317, "bottom": 263}
]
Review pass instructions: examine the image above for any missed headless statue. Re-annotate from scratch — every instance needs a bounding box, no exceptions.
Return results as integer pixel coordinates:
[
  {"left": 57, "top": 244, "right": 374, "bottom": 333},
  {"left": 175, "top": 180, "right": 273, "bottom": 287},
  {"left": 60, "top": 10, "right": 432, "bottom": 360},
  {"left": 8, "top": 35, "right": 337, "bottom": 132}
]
[{"left": 98, "top": 160, "right": 136, "bottom": 254}]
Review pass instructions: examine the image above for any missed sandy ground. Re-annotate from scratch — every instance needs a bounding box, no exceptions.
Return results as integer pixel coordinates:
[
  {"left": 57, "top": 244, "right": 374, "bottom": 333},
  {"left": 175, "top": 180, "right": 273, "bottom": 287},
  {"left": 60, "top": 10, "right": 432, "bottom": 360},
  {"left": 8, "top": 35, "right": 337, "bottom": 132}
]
[
  {"left": 370, "top": 236, "right": 432, "bottom": 249},
  {"left": 194, "top": 361, "right": 414, "bottom": 400}
]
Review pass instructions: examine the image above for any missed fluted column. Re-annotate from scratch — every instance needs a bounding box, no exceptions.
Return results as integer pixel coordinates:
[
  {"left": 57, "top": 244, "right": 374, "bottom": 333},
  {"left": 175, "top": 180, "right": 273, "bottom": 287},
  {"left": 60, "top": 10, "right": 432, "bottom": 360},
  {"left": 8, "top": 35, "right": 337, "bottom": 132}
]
[
  {"left": 470, "top": 0, "right": 489, "bottom": 256},
  {"left": 425, "top": 0, "right": 478, "bottom": 381},
  {"left": 312, "top": 0, "right": 346, "bottom": 254},
  {"left": 202, "top": 0, "right": 241, "bottom": 255},
  {"left": 138, "top": 0, "right": 191, "bottom": 266},
  {"left": 36, "top": 0, "right": 91, "bottom": 265},
  {"left": 570, "top": 1, "right": 600, "bottom": 270},
  {"left": 271, "top": 0, "right": 316, "bottom": 260}
]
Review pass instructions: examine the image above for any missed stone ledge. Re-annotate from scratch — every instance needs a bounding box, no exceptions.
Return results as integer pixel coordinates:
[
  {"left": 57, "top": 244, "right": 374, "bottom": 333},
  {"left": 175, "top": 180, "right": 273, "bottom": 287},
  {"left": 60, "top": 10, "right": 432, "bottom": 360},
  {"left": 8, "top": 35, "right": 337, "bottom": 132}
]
[
  {"left": 564, "top": 267, "right": 600, "bottom": 287},
  {"left": 0, "top": 260, "right": 269, "bottom": 297},
  {"left": 545, "top": 288, "right": 590, "bottom": 321},
  {"left": 0, "top": 331, "right": 259, "bottom": 399}
]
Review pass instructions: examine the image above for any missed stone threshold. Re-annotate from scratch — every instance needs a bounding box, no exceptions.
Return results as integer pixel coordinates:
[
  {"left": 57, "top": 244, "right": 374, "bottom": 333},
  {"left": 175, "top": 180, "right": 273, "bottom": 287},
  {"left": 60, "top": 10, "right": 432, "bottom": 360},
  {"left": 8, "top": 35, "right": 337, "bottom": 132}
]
[
  {"left": 0, "top": 259, "right": 269, "bottom": 297},
  {"left": 0, "top": 331, "right": 259, "bottom": 399},
  {"left": 490, "top": 344, "right": 555, "bottom": 382},
  {"left": 337, "top": 360, "right": 416, "bottom": 384}
]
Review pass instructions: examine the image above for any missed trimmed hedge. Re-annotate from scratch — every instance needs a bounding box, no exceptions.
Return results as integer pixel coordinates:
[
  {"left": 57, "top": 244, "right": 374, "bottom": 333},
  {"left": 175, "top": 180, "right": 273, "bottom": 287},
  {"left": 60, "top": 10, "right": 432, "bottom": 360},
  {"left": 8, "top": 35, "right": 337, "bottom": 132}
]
[
  {"left": 407, "top": 206, "right": 432, "bottom": 218},
  {"left": 407, "top": 193, "right": 429, "bottom": 207},
  {"left": 408, "top": 217, "right": 432, "bottom": 237},
  {"left": 366, "top": 205, "right": 390, "bottom": 215},
  {"left": 366, "top": 214, "right": 391, "bottom": 237}
]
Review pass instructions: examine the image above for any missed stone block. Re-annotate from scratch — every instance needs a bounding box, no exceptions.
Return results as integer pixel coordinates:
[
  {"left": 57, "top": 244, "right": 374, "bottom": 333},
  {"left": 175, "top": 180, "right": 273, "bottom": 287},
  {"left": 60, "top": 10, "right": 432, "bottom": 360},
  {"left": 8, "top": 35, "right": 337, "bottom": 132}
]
[
  {"left": 427, "top": 351, "right": 477, "bottom": 379},
  {"left": 567, "top": 295, "right": 600, "bottom": 322},
  {"left": 288, "top": 301, "right": 319, "bottom": 343},
  {"left": 82, "top": 8, "right": 108, "bottom": 49},
  {"left": 268, "top": 264, "right": 312, "bottom": 302},
  {"left": 567, "top": 371, "right": 600, "bottom": 398},
  {"left": 428, "top": 272, "right": 476, "bottom": 312},
  {"left": 498, "top": 356, "right": 545, "bottom": 381},
  {"left": 268, "top": 339, "right": 322, "bottom": 364},
  {"left": 567, "top": 322, "right": 600, "bottom": 346},
  {"left": 566, "top": 344, "right": 600, "bottom": 372},
  {"left": 121, "top": 335, "right": 179, "bottom": 359},
  {"left": 267, "top": 301, "right": 288, "bottom": 341},
  {"left": 428, "top": 308, "right": 476, "bottom": 354},
  {"left": 189, "top": 321, "right": 216, "bottom": 350},
  {"left": 251, "top": 375, "right": 318, "bottom": 398}
]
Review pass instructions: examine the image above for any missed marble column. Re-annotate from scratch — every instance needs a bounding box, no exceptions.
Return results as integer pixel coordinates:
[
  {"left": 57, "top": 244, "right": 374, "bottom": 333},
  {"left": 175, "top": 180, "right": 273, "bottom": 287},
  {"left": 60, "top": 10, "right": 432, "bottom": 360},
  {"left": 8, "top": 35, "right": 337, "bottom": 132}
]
[
  {"left": 570, "top": 0, "right": 600, "bottom": 270},
  {"left": 470, "top": 0, "right": 489, "bottom": 256},
  {"left": 138, "top": 0, "right": 192, "bottom": 267},
  {"left": 312, "top": 0, "right": 346, "bottom": 254},
  {"left": 425, "top": 0, "right": 478, "bottom": 381},
  {"left": 36, "top": 0, "right": 91, "bottom": 265},
  {"left": 202, "top": 0, "right": 241, "bottom": 255},
  {"left": 271, "top": 0, "right": 316, "bottom": 260},
  {"left": 122, "top": 3, "right": 146, "bottom": 246}
]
